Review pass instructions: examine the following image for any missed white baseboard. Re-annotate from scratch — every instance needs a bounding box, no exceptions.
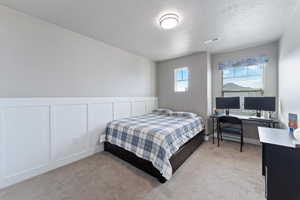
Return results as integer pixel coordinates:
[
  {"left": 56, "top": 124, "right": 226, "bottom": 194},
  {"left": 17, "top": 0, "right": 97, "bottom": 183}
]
[
  {"left": 204, "top": 135, "right": 209, "bottom": 141},
  {"left": 1, "top": 149, "right": 94, "bottom": 189},
  {"left": 243, "top": 137, "right": 261, "bottom": 145},
  {"left": 211, "top": 135, "right": 260, "bottom": 145}
]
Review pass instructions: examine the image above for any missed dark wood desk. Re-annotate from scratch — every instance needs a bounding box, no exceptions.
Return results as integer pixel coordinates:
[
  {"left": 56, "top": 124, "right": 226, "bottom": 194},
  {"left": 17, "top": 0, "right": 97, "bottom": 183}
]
[
  {"left": 258, "top": 127, "right": 300, "bottom": 200},
  {"left": 210, "top": 114, "right": 279, "bottom": 144}
]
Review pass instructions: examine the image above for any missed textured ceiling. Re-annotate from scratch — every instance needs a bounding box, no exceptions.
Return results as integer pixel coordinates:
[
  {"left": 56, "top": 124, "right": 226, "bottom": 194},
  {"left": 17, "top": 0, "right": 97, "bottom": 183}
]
[{"left": 0, "top": 0, "right": 299, "bottom": 61}]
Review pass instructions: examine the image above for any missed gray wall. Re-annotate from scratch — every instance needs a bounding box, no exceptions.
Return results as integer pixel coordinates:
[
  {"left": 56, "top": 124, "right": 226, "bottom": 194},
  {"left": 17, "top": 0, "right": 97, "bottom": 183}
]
[
  {"left": 210, "top": 42, "right": 279, "bottom": 140},
  {"left": 0, "top": 5, "right": 156, "bottom": 97},
  {"left": 156, "top": 52, "right": 211, "bottom": 117},
  {"left": 278, "top": 5, "right": 300, "bottom": 126}
]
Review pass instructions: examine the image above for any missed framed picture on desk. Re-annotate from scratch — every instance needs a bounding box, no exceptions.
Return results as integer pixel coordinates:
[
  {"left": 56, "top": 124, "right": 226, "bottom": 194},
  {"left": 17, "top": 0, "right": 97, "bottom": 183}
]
[{"left": 288, "top": 113, "right": 298, "bottom": 132}]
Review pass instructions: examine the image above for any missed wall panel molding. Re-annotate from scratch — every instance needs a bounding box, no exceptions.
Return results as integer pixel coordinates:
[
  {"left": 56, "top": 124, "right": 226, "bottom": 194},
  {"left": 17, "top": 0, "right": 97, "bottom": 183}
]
[{"left": 0, "top": 97, "right": 157, "bottom": 189}]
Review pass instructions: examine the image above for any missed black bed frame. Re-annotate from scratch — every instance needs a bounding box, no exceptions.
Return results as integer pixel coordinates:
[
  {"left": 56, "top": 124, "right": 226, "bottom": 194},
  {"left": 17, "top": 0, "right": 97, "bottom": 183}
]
[{"left": 104, "top": 129, "right": 205, "bottom": 183}]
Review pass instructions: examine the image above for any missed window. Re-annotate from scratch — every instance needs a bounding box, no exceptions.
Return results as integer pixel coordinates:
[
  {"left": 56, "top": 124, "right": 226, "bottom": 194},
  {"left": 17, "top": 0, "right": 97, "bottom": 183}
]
[
  {"left": 175, "top": 67, "right": 188, "bottom": 92},
  {"left": 222, "top": 64, "right": 264, "bottom": 112}
]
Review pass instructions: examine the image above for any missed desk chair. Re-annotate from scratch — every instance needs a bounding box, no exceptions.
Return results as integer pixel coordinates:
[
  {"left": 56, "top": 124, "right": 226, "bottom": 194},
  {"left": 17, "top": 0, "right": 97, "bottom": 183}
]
[{"left": 217, "top": 116, "right": 244, "bottom": 152}]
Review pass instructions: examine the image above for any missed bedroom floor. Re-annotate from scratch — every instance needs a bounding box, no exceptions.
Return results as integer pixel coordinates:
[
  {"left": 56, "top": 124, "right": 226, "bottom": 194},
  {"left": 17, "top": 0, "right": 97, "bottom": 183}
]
[{"left": 0, "top": 141, "right": 264, "bottom": 200}]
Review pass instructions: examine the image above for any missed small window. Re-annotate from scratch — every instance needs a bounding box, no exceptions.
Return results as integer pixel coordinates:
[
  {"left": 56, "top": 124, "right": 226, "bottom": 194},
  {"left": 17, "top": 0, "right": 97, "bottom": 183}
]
[
  {"left": 222, "top": 64, "right": 264, "bottom": 112},
  {"left": 175, "top": 67, "right": 188, "bottom": 92}
]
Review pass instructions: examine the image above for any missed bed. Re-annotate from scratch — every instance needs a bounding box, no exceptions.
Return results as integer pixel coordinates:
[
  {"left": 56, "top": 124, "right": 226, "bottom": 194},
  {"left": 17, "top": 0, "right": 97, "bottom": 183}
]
[{"left": 100, "top": 110, "right": 205, "bottom": 183}]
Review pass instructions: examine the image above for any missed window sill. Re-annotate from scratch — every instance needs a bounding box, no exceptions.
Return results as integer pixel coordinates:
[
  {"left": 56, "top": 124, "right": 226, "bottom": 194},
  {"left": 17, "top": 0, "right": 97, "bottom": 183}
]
[{"left": 174, "top": 91, "right": 188, "bottom": 93}]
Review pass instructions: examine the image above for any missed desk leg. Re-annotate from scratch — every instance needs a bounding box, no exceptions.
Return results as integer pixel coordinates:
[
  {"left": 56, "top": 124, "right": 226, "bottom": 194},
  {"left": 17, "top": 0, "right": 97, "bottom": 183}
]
[
  {"left": 262, "top": 143, "right": 265, "bottom": 176},
  {"left": 212, "top": 118, "right": 215, "bottom": 144}
]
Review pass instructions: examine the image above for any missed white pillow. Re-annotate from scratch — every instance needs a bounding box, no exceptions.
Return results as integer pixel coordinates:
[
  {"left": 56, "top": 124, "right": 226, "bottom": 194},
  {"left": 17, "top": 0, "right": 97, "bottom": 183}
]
[
  {"left": 171, "top": 111, "right": 198, "bottom": 118},
  {"left": 152, "top": 108, "right": 173, "bottom": 115}
]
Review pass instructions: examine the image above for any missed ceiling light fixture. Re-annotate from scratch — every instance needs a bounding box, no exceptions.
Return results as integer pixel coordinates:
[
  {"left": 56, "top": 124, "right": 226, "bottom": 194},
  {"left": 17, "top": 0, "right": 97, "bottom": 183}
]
[
  {"left": 159, "top": 13, "right": 180, "bottom": 30},
  {"left": 204, "top": 38, "right": 220, "bottom": 44}
]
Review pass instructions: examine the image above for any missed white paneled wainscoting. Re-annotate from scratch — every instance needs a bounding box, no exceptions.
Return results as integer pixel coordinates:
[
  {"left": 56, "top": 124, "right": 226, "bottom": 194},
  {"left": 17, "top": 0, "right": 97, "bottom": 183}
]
[{"left": 0, "top": 97, "right": 158, "bottom": 189}]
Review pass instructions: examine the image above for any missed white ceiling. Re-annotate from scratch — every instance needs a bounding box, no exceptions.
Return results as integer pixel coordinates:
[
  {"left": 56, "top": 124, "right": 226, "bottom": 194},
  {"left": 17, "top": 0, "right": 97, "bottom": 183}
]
[{"left": 0, "top": 0, "right": 299, "bottom": 61}]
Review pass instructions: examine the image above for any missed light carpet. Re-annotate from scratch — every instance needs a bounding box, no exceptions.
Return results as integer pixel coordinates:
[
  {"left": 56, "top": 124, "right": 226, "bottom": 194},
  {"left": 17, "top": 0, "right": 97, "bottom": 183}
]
[{"left": 0, "top": 141, "right": 264, "bottom": 200}]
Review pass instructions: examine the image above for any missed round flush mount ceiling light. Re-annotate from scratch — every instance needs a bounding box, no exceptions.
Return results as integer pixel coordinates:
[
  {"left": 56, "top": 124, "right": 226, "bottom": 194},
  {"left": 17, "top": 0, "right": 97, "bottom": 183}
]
[{"left": 159, "top": 13, "right": 180, "bottom": 30}]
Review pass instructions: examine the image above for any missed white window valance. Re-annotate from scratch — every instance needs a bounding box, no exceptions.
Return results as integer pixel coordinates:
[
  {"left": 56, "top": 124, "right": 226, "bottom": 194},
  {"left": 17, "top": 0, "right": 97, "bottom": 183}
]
[{"left": 218, "top": 56, "right": 268, "bottom": 70}]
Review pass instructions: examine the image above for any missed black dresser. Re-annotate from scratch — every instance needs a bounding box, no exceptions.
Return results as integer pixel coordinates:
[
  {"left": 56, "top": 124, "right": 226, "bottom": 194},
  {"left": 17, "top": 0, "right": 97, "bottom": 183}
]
[{"left": 258, "top": 127, "right": 300, "bottom": 200}]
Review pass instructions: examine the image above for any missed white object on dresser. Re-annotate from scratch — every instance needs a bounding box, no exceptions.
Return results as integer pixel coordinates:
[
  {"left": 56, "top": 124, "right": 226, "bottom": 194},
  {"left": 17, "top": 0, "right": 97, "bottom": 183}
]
[
  {"left": 293, "top": 129, "right": 300, "bottom": 147},
  {"left": 293, "top": 128, "right": 300, "bottom": 141}
]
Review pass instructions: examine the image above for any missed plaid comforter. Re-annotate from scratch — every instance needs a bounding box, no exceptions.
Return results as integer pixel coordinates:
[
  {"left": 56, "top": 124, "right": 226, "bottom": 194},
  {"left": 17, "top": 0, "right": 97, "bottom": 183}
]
[{"left": 100, "top": 113, "right": 204, "bottom": 180}]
